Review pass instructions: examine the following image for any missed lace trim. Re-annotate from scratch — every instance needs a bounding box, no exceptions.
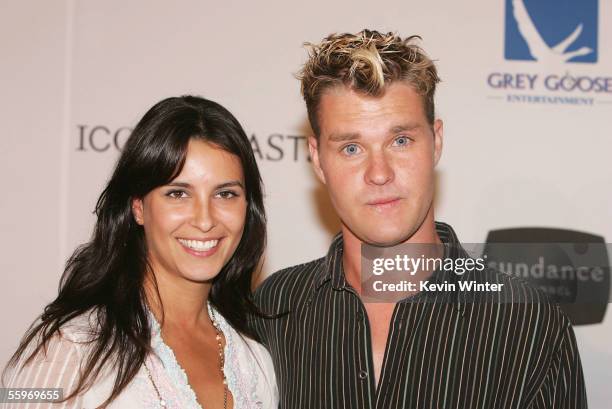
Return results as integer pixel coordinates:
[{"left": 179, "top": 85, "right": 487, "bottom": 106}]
[
  {"left": 147, "top": 303, "right": 261, "bottom": 408},
  {"left": 149, "top": 312, "right": 202, "bottom": 409},
  {"left": 208, "top": 304, "right": 261, "bottom": 408}
]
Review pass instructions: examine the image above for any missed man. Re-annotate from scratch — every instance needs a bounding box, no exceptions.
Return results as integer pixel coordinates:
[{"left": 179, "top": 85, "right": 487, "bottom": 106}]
[{"left": 252, "top": 29, "right": 587, "bottom": 408}]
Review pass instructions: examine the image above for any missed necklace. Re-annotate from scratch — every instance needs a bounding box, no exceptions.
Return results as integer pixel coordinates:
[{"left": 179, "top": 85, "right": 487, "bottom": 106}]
[
  {"left": 144, "top": 308, "right": 228, "bottom": 409},
  {"left": 211, "top": 308, "right": 229, "bottom": 409}
]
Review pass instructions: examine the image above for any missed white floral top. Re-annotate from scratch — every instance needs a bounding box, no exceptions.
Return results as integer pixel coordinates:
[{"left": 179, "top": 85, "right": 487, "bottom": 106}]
[{"left": 2, "top": 306, "right": 278, "bottom": 409}]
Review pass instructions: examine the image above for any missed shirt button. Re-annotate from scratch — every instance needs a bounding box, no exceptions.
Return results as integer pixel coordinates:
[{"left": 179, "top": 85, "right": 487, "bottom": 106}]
[{"left": 358, "top": 370, "right": 368, "bottom": 380}]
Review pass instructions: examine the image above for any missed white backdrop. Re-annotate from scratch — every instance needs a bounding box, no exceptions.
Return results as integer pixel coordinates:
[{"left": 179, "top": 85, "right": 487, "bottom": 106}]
[{"left": 1, "top": 0, "right": 611, "bottom": 406}]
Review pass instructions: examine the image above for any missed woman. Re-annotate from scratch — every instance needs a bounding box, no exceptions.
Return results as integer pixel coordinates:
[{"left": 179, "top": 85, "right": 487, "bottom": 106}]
[{"left": 2, "top": 96, "right": 278, "bottom": 408}]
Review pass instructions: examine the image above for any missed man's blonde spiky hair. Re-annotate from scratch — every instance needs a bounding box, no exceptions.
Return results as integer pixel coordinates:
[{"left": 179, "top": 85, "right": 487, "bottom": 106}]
[{"left": 299, "top": 29, "right": 440, "bottom": 137}]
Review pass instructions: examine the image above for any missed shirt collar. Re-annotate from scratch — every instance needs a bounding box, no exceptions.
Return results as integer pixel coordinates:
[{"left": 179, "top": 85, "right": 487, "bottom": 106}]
[
  {"left": 313, "top": 232, "right": 344, "bottom": 291},
  {"left": 313, "top": 221, "right": 468, "bottom": 293}
]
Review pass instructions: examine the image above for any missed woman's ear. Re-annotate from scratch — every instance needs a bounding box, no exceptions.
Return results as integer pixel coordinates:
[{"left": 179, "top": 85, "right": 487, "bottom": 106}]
[{"left": 132, "top": 198, "right": 144, "bottom": 225}]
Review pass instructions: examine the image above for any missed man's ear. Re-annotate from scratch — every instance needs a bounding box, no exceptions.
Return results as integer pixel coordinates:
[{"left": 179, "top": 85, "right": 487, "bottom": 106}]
[
  {"left": 132, "top": 198, "right": 145, "bottom": 225},
  {"left": 433, "top": 119, "right": 444, "bottom": 166},
  {"left": 308, "top": 136, "right": 327, "bottom": 184}
]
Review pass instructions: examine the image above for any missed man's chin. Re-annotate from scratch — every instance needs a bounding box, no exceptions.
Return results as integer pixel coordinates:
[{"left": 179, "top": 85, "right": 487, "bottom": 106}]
[
  {"left": 341, "top": 216, "right": 426, "bottom": 247},
  {"left": 359, "top": 229, "right": 415, "bottom": 247}
]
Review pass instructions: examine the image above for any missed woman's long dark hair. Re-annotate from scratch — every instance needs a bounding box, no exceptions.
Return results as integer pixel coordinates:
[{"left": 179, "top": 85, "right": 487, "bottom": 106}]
[{"left": 2, "top": 96, "right": 266, "bottom": 406}]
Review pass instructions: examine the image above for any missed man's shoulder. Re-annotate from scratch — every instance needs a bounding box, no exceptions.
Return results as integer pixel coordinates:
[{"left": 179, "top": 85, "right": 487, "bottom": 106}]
[
  {"left": 478, "top": 267, "right": 558, "bottom": 301},
  {"left": 469, "top": 267, "right": 572, "bottom": 331},
  {"left": 254, "top": 257, "right": 327, "bottom": 310}
]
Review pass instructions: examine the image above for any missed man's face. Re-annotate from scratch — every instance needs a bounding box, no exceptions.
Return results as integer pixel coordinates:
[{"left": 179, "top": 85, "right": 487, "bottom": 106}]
[{"left": 309, "top": 82, "right": 443, "bottom": 246}]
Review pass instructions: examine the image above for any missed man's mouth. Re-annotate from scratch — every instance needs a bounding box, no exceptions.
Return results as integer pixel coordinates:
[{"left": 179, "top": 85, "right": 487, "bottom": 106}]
[{"left": 367, "top": 197, "right": 401, "bottom": 206}]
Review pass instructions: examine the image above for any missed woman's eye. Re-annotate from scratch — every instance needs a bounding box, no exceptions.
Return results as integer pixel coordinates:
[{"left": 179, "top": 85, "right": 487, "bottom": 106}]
[
  {"left": 166, "top": 190, "right": 188, "bottom": 199},
  {"left": 217, "top": 190, "right": 239, "bottom": 199},
  {"left": 392, "top": 136, "right": 411, "bottom": 147},
  {"left": 342, "top": 143, "right": 361, "bottom": 156}
]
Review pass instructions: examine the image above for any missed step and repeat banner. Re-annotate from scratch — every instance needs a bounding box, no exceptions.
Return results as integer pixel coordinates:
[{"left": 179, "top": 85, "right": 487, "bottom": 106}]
[{"left": 2, "top": 0, "right": 611, "bottom": 405}]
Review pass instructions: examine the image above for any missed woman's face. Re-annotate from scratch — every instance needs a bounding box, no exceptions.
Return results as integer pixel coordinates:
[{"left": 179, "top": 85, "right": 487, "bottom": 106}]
[{"left": 132, "top": 139, "right": 247, "bottom": 284}]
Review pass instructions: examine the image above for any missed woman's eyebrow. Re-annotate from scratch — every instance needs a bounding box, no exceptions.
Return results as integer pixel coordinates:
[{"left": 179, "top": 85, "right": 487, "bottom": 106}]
[
  {"left": 216, "top": 181, "right": 244, "bottom": 190},
  {"left": 166, "top": 181, "right": 191, "bottom": 188}
]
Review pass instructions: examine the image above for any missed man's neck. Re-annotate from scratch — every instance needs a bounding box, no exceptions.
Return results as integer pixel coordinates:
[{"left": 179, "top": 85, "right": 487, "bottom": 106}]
[{"left": 343, "top": 213, "right": 441, "bottom": 294}]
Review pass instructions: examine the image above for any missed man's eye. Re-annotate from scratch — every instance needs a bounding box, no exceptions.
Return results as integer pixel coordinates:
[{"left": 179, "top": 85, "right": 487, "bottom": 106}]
[
  {"left": 392, "top": 136, "right": 411, "bottom": 147},
  {"left": 342, "top": 143, "right": 361, "bottom": 156},
  {"left": 166, "top": 190, "right": 187, "bottom": 199}
]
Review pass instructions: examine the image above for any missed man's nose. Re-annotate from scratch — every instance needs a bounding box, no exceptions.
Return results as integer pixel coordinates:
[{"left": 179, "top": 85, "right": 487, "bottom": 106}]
[{"left": 364, "top": 151, "right": 394, "bottom": 186}]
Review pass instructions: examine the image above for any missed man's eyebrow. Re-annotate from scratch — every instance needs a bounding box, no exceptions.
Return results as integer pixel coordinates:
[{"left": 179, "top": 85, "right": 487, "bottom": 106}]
[
  {"left": 327, "top": 124, "right": 422, "bottom": 142},
  {"left": 328, "top": 132, "right": 361, "bottom": 143},
  {"left": 390, "top": 123, "right": 422, "bottom": 133}
]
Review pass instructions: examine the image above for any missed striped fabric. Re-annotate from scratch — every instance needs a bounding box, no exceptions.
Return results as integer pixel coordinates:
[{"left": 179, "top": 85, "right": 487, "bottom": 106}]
[
  {"left": 1, "top": 334, "right": 83, "bottom": 409},
  {"left": 2, "top": 304, "right": 279, "bottom": 408},
  {"left": 252, "top": 222, "right": 588, "bottom": 409}
]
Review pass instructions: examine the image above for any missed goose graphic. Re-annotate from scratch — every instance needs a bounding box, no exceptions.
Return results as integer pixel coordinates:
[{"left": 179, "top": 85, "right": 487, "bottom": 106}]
[{"left": 511, "top": 0, "right": 593, "bottom": 63}]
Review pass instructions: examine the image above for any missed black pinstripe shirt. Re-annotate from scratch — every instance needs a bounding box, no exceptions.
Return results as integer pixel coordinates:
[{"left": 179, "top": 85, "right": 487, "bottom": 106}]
[{"left": 252, "top": 222, "right": 587, "bottom": 408}]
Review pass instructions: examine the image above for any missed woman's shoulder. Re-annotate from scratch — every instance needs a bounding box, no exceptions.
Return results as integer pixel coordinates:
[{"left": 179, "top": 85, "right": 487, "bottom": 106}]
[
  {"left": 2, "top": 309, "right": 147, "bottom": 408},
  {"left": 1, "top": 322, "right": 88, "bottom": 408},
  {"left": 58, "top": 309, "right": 103, "bottom": 343},
  {"left": 240, "top": 335, "right": 274, "bottom": 367},
  {"left": 237, "top": 335, "right": 279, "bottom": 409},
  {"left": 3, "top": 310, "right": 101, "bottom": 386}
]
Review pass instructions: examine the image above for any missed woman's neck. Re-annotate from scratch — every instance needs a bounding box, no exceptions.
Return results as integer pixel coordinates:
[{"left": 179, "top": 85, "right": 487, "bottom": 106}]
[{"left": 144, "top": 271, "right": 213, "bottom": 330}]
